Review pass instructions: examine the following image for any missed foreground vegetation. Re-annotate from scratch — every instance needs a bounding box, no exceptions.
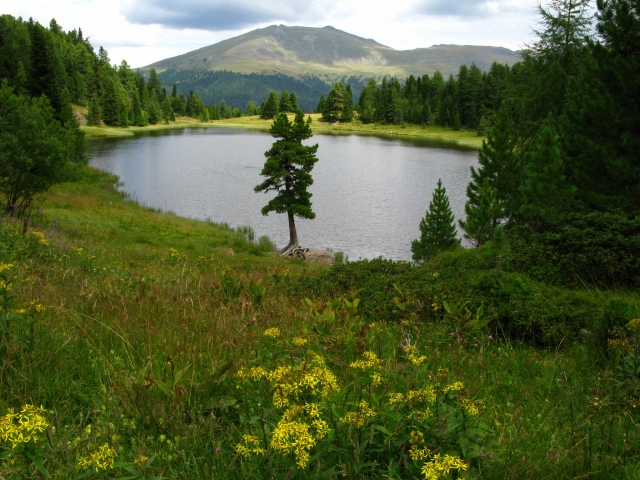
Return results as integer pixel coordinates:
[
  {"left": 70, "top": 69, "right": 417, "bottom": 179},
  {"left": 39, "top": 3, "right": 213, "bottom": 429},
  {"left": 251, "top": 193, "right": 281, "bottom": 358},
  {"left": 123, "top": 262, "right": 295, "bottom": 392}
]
[{"left": 1, "top": 168, "right": 639, "bottom": 479}]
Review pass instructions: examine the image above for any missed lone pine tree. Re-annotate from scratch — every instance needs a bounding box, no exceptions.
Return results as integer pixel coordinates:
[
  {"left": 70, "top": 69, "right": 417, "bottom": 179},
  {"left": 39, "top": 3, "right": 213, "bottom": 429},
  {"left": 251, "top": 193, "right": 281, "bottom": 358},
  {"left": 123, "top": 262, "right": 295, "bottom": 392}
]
[
  {"left": 411, "top": 179, "right": 460, "bottom": 261},
  {"left": 255, "top": 110, "right": 319, "bottom": 255}
]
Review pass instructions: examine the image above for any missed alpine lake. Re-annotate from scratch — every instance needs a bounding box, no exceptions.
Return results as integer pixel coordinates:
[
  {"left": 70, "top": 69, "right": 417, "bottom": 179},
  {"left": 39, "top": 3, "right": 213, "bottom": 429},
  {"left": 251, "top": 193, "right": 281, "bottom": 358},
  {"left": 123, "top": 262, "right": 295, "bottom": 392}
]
[{"left": 87, "top": 127, "right": 478, "bottom": 261}]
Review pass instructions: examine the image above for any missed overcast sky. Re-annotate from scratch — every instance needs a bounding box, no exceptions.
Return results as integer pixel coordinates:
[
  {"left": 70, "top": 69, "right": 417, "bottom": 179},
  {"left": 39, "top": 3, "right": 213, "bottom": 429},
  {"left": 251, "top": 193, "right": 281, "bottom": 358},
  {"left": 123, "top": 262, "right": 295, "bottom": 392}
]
[{"left": 4, "top": 0, "right": 539, "bottom": 68}]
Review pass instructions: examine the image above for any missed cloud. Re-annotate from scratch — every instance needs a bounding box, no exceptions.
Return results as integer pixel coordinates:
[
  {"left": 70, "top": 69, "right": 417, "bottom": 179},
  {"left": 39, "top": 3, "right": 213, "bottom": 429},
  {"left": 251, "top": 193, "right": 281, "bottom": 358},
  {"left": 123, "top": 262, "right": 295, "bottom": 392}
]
[
  {"left": 412, "top": 0, "right": 531, "bottom": 18},
  {"left": 123, "top": 0, "right": 330, "bottom": 31}
]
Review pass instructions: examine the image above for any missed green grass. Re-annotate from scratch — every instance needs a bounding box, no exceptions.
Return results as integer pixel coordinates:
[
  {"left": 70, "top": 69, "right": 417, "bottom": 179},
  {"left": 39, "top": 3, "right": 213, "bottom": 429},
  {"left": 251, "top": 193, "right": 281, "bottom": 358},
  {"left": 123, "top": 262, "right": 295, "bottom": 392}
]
[
  {"left": 84, "top": 114, "right": 484, "bottom": 148},
  {"left": 0, "top": 168, "right": 638, "bottom": 478}
]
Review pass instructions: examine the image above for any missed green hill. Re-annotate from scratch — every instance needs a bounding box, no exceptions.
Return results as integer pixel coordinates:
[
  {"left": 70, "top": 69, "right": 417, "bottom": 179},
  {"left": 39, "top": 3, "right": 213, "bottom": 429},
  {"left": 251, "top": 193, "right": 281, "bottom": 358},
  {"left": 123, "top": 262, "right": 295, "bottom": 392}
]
[{"left": 143, "top": 25, "right": 521, "bottom": 79}]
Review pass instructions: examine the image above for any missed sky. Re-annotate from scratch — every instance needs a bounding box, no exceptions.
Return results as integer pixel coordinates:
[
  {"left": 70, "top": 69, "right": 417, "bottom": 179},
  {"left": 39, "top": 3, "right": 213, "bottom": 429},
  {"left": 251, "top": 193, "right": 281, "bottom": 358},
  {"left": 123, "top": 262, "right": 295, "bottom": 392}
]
[{"left": 3, "top": 0, "right": 539, "bottom": 68}]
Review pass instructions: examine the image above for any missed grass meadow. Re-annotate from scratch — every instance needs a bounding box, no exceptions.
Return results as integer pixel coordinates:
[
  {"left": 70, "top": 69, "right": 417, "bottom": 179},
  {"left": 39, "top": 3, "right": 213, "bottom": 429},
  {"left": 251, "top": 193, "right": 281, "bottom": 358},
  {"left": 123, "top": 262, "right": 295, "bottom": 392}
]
[
  {"left": 0, "top": 168, "right": 639, "bottom": 479},
  {"left": 81, "top": 114, "right": 485, "bottom": 149}
]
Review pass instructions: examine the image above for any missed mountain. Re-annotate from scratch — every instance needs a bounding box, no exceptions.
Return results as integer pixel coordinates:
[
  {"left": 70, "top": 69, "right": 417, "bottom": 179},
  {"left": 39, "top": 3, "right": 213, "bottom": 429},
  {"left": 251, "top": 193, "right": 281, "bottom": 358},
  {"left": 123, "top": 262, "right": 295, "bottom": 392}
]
[{"left": 143, "top": 25, "right": 521, "bottom": 79}]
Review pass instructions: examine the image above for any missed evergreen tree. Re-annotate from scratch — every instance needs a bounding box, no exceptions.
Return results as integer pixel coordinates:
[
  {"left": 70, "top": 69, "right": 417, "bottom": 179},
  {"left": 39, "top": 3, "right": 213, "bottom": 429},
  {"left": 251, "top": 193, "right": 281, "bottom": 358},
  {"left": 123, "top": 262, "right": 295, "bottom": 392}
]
[
  {"left": 560, "top": 0, "right": 640, "bottom": 210},
  {"left": 100, "top": 76, "right": 122, "bottom": 126},
  {"left": 130, "top": 90, "right": 145, "bottom": 126},
  {"left": 147, "top": 68, "right": 162, "bottom": 96},
  {"left": 323, "top": 82, "right": 345, "bottom": 122},
  {"left": 245, "top": 101, "right": 258, "bottom": 116},
  {"left": 316, "top": 96, "right": 326, "bottom": 115},
  {"left": 254, "top": 110, "right": 319, "bottom": 255},
  {"left": 520, "top": 116, "right": 576, "bottom": 229},
  {"left": 452, "top": 108, "right": 461, "bottom": 131},
  {"left": 279, "top": 90, "right": 291, "bottom": 113},
  {"left": 341, "top": 84, "right": 354, "bottom": 122},
  {"left": 468, "top": 109, "right": 520, "bottom": 222},
  {"left": 260, "top": 91, "right": 279, "bottom": 119},
  {"left": 86, "top": 92, "right": 101, "bottom": 126},
  {"left": 411, "top": 179, "right": 460, "bottom": 261},
  {"left": 459, "top": 179, "right": 503, "bottom": 248},
  {"left": 289, "top": 91, "right": 299, "bottom": 111},
  {"left": 147, "top": 89, "right": 160, "bottom": 124}
]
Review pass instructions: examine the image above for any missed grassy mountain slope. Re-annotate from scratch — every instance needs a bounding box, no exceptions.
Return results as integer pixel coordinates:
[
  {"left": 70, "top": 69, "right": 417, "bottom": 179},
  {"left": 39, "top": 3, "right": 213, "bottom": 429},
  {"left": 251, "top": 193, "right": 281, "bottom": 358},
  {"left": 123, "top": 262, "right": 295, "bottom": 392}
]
[{"left": 143, "top": 25, "right": 521, "bottom": 79}]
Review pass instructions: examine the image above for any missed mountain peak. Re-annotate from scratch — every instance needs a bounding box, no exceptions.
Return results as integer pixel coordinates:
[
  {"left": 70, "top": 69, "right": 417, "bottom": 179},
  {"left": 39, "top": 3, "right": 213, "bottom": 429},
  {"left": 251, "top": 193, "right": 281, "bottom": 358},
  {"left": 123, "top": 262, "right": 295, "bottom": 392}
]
[{"left": 142, "top": 25, "right": 520, "bottom": 78}]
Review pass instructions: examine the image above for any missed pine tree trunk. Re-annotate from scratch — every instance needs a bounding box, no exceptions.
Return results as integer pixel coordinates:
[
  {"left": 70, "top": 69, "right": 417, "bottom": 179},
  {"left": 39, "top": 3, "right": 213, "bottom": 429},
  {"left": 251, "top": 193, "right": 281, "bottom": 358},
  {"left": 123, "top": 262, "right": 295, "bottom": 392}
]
[{"left": 280, "top": 211, "right": 299, "bottom": 255}]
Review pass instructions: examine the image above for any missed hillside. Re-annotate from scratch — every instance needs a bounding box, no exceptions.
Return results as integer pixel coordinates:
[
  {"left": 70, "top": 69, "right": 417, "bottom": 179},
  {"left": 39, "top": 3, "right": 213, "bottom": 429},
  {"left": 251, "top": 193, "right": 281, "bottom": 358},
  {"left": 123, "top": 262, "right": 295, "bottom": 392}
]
[{"left": 143, "top": 25, "right": 521, "bottom": 79}]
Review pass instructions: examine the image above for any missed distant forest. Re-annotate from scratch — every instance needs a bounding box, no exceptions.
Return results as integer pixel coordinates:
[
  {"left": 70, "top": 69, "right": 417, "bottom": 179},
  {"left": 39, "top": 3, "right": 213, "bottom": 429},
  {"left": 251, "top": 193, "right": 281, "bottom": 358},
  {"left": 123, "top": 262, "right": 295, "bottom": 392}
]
[{"left": 157, "top": 69, "right": 367, "bottom": 113}]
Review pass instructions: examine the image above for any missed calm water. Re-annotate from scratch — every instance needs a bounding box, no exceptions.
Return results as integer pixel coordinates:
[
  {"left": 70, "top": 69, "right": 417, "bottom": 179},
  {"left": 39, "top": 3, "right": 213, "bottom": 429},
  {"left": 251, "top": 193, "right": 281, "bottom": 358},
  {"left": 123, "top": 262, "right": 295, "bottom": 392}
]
[{"left": 87, "top": 128, "right": 478, "bottom": 261}]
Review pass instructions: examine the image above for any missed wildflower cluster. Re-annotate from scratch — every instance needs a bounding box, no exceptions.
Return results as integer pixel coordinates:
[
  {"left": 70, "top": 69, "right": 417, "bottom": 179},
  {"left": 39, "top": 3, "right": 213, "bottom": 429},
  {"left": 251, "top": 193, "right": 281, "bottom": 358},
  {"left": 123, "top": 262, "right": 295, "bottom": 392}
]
[
  {"left": 292, "top": 337, "right": 308, "bottom": 346},
  {"left": 15, "top": 300, "right": 45, "bottom": 315},
  {"left": 168, "top": 248, "right": 179, "bottom": 258},
  {"left": 263, "top": 327, "right": 280, "bottom": 339},
  {"left": 609, "top": 338, "right": 634, "bottom": 355},
  {"left": 236, "top": 353, "right": 339, "bottom": 408},
  {"left": 409, "top": 430, "right": 431, "bottom": 461},
  {"left": 443, "top": 381, "right": 465, "bottom": 393},
  {"left": 235, "top": 434, "right": 266, "bottom": 457},
  {"left": 340, "top": 400, "right": 377, "bottom": 428},
  {"left": 627, "top": 318, "right": 640, "bottom": 334},
  {"left": 77, "top": 443, "right": 117, "bottom": 472},
  {"left": 271, "top": 404, "right": 329, "bottom": 468},
  {"left": 404, "top": 345, "right": 427, "bottom": 366},
  {"left": 0, "top": 262, "right": 15, "bottom": 273},
  {"left": 421, "top": 454, "right": 468, "bottom": 480},
  {"left": 30, "top": 231, "right": 49, "bottom": 246},
  {"left": 0, "top": 405, "right": 49, "bottom": 449},
  {"left": 349, "top": 351, "right": 383, "bottom": 385}
]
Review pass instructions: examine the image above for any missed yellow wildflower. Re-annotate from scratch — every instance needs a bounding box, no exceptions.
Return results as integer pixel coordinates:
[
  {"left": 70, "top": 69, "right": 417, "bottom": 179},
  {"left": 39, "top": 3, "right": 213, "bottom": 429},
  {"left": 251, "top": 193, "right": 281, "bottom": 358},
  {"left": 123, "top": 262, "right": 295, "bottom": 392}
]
[
  {"left": 263, "top": 327, "right": 281, "bottom": 339},
  {"left": 133, "top": 454, "right": 149, "bottom": 467},
  {"left": 30, "top": 231, "right": 49, "bottom": 246},
  {"left": 410, "top": 430, "right": 424, "bottom": 445},
  {"left": 421, "top": 454, "right": 468, "bottom": 480},
  {"left": 340, "top": 400, "right": 377, "bottom": 428},
  {"left": 169, "top": 248, "right": 179, "bottom": 258},
  {"left": 608, "top": 339, "right": 633, "bottom": 355},
  {"left": 0, "top": 263, "right": 14, "bottom": 273},
  {"left": 443, "top": 382, "right": 465, "bottom": 394},
  {"left": 627, "top": 318, "right": 640, "bottom": 333},
  {"left": 0, "top": 404, "right": 49, "bottom": 449},
  {"left": 371, "top": 372, "right": 382, "bottom": 385},
  {"left": 460, "top": 398, "right": 479, "bottom": 416},
  {"left": 77, "top": 443, "right": 117, "bottom": 472},
  {"left": 236, "top": 366, "right": 268, "bottom": 383},
  {"left": 349, "top": 351, "right": 382, "bottom": 371},
  {"left": 410, "top": 445, "right": 431, "bottom": 461},
  {"left": 271, "top": 406, "right": 323, "bottom": 468},
  {"left": 235, "top": 434, "right": 266, "bottom": 457},
  {"left": 411, "top": 408, "right": 434, "bottom": 422},
  {"left": 292, "top": 337, "right": 308, "bottom": 346}
]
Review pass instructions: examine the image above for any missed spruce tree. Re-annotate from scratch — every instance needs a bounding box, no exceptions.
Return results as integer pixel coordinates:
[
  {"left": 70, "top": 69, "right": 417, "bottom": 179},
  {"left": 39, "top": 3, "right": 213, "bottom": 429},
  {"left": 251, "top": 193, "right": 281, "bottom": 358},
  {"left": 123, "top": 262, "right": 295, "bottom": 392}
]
[
  {"left": 87, "top": 93, "right": 101, "bottom": 126},
  {"left": 411, "top": 179, "right": 460, "bottom": 261},
  {"left": 260, "top": 91, "right": 279, "bottom": 119},
  {"left": 100, "top": 76, "right": 121, "bottom": 126},
  {"left": 289, "top": 91, "right": 299, "bottom": 112},
  {"left": 255, "top": 110, "right": 319, "bottom": 256},
  {"left": 459, "top": 179, "right": 503, "bottom": 248},
  {"left": 341, "top": 85, "right": 354, "bottom": 122},
  {"left": 324, "top": 82, "right": 346, "bottom": 122},
  {"left": 520, "top": 116, "right": 576, "bottom": 229},
  {"left": 467, "top": 109, "right": 520, "bottom": 223},
  {"left": 279, "top": 90, "right": 291, "bottom": 113}
]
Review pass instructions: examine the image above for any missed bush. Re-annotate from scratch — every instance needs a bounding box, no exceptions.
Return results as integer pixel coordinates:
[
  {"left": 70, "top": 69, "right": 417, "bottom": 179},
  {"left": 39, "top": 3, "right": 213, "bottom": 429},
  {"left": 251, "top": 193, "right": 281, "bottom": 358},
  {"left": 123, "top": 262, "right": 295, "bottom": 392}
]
[{"left": 508, "top": 210, "right": 640, "bottom": 288}]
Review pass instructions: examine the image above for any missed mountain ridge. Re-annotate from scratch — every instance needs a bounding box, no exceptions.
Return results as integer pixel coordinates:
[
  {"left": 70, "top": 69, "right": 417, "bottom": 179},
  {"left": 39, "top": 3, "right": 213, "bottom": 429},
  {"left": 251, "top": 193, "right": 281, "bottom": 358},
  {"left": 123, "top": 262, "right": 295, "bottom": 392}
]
[{"left": 142, "top": 25, "right": 521, "bottom": 78}]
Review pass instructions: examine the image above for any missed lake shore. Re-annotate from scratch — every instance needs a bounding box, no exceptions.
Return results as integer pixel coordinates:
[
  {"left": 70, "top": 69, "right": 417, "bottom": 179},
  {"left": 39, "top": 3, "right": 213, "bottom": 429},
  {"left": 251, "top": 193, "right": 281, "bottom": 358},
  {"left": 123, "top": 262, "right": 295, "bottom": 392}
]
[{"left": 81, "top": 114, "right": 484, "bottom": 149}]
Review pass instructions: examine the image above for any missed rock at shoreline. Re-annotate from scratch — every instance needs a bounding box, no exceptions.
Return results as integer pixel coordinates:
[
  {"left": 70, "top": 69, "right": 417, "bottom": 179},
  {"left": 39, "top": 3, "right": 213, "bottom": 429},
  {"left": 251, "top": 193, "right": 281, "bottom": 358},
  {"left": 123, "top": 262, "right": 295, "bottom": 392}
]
[{"left": 305, "top": 249, "right": 335, "bottom": 266}]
